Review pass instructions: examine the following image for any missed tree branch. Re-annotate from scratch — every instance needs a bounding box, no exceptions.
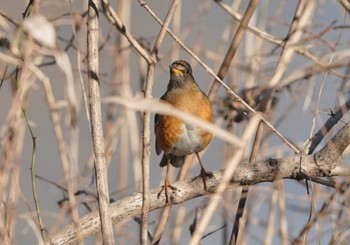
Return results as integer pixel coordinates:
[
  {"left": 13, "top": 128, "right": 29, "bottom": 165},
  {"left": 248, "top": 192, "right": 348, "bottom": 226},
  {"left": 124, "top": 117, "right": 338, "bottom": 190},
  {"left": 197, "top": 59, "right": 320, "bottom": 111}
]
[
  {"left": 87, "top": 0, "right": 114, "bottom": 244},
  {"left": 46, "top": 121, "right": 350, "bottom": 245}
]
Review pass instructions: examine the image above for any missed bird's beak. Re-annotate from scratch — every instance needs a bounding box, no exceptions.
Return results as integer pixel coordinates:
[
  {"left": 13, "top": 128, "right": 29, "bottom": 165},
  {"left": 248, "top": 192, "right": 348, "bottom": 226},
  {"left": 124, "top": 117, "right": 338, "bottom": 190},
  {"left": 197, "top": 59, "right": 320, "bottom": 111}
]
[{"left": 169, "top": 65, "right": 183, "bottom": 75}]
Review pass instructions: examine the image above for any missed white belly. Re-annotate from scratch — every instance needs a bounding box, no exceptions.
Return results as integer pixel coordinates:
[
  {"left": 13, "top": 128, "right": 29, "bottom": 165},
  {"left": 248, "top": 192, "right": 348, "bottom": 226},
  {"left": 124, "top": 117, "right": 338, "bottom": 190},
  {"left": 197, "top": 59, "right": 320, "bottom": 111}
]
[{"left": 170, "top": 123, "right": 203, "bottom": 156}]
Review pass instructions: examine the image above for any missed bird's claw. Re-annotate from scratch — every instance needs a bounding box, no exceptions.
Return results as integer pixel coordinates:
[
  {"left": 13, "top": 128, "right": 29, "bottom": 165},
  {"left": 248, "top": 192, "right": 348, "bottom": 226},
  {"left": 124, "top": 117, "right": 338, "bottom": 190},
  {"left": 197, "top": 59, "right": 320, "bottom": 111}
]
[
  {"left": 157, "top": 184, "right": 178, "bottom": 204},
  {"left": 192, "top": 170, "right": 215, "bottom": 191}
]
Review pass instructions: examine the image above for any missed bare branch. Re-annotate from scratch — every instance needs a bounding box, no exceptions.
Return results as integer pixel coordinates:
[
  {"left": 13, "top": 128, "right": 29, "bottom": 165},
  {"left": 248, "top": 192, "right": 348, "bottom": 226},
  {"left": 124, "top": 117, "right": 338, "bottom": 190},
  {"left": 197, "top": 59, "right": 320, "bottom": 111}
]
[
  {"left": 87, "top": 0, "right": 114, "bottom": 244},
  {"left": 46, "top": 121, "right": 350, "bottom": 245}
]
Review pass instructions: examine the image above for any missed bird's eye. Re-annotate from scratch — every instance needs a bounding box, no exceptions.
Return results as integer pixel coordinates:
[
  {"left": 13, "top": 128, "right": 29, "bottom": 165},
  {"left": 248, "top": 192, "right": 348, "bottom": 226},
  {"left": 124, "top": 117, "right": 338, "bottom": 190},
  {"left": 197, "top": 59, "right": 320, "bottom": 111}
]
[{"left": 184, "top": 69, "right": 189, "bottom": 74}]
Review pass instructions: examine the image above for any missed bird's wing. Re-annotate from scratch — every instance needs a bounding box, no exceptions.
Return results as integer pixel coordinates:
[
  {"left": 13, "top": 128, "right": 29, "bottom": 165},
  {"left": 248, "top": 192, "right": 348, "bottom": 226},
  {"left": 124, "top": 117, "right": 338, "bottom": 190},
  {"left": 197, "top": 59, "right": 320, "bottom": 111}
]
[{"left": 154, "top": 113, "right": 162, "bottom": 155}]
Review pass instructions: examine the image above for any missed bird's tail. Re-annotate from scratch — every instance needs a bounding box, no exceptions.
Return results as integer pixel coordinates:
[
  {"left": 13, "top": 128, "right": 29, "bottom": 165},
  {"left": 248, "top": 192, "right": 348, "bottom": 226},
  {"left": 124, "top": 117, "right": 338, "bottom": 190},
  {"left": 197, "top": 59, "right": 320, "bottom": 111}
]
[{"left": 159, "top": 154, "right": 185, "bottom": 168}]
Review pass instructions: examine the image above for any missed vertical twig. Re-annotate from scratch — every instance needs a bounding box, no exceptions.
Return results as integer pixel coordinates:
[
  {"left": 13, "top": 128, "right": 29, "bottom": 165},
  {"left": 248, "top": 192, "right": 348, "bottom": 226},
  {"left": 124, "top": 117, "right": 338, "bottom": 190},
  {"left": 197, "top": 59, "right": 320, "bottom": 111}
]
[
  {"left": 152, "top": 3, "right": 183, "bottom": 243},
  {"left": 230, "top": 120, "right": 264, "bottom": 244},
  {"left": 112, "top": 0, "right": 132, "bottom": 199},
  {"left": 139, "top": 0, "right": 181, "bottom": 243},
  {"left": 23, "top": 108, "right": 46, "bottom": 242},
  {"left": 140, "top": 62, "right": 153, "bottom": 244},
  {"left": 278, "top": 181, "right": 289, "bottom": 245},
  {"left": 265, "top": 187, "right": 278, "bottom": 243},
  {"left": 87, "top": 0, "right": 114, "bottom": 244}
]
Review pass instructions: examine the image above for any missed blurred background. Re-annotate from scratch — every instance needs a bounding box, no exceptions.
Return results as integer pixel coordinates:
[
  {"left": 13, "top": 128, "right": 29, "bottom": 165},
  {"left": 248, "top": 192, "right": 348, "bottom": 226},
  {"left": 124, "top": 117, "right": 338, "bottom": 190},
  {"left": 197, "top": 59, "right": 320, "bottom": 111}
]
[{"left": 1, "top": 0, "right": 350, "bottom": 244}]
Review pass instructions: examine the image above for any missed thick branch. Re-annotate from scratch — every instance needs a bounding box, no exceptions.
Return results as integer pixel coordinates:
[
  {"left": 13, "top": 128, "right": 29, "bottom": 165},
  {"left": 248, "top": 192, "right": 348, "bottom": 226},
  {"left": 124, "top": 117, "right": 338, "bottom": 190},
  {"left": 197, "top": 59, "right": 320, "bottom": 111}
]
[{"left": 46, "top": 122, "right": 350, "bottom": 245}]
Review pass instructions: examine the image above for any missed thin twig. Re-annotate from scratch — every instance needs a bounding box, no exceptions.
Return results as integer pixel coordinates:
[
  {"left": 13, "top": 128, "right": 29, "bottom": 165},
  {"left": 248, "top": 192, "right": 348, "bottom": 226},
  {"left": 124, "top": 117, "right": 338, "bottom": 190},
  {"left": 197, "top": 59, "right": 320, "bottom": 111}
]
[
  {"left": 138, "top": 1, "right": 184, "bottom": 243},
  {"left": 23, "top": 108, "right": 46, "bottom": 242},
  {"left": 265, "top": 187, "right": 278, "bottom": 244}
]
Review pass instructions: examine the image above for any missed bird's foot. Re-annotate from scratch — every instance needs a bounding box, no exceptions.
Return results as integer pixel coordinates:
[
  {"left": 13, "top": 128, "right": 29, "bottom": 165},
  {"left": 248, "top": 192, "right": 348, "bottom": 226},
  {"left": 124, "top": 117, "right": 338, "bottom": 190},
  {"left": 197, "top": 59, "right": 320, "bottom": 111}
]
[
  {"left": 193, "top": 170, "right": 215, "bottom": 191},
  {"left": 157, "top": 183, "right": 178, "bottom": 204}
]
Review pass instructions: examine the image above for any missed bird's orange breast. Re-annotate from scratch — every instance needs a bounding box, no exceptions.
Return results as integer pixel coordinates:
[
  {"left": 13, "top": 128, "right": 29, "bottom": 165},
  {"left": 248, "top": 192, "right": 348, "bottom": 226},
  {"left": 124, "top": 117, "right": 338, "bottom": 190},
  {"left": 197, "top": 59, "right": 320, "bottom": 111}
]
[{"left": 156, "top": 89, "right": 213, "bottom": 155}]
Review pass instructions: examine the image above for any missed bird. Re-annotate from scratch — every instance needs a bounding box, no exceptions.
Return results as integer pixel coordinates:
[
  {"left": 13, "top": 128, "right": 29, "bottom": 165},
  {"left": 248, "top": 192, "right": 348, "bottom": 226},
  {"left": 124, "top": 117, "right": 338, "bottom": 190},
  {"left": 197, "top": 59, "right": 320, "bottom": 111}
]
[{"left": 154, "top": 60, "right": 214, "bottom": 203}]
